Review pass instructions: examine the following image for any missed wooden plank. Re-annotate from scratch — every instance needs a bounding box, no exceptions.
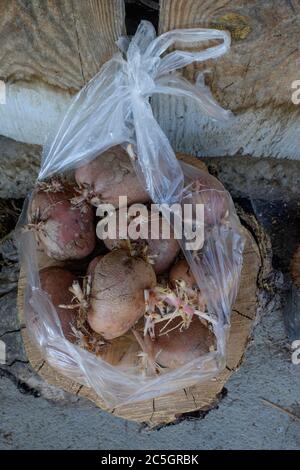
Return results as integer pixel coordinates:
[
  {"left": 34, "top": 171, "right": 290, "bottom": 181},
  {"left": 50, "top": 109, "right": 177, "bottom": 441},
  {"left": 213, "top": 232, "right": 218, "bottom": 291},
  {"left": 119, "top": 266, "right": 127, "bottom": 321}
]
[
  {"left": 0, "top": 0, "right": 125, "bottom": 90},
  {"left": 17, "top": 153, "right": 262, "bottom": 426},
  {"left": 156, "top": 0, "right": 300, "bottom": 160},
  {"left": 159, "top": 0, "right": 300, "bottom": 110},
  {"left": 0, "top": 0, "right": 125, "bottom": 144}
]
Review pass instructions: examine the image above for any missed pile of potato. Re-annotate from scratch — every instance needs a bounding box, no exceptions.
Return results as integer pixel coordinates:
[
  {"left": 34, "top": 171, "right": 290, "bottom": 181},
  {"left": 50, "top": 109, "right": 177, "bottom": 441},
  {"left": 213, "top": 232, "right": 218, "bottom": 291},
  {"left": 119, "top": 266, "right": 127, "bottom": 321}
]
[{"left": 28, "top": 146, "right": 222, "bottom": 373}]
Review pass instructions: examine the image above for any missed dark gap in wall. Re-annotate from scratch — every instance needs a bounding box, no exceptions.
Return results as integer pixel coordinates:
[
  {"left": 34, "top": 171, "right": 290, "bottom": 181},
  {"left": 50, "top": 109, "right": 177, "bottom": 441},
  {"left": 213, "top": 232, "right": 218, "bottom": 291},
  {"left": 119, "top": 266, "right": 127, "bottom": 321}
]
[
  {"left": 125, "top": 0, "right": 159, "bottom": 35},
  {"left": 0, "top": 199, "right": 23, "bottom": 239}
]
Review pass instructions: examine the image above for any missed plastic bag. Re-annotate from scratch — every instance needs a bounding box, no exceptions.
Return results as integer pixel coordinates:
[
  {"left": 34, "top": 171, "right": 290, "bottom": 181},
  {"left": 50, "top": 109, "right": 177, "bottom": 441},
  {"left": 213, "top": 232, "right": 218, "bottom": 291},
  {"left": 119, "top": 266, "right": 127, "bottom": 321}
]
[{"left": 17, "top": 21, "right": 245, "bottom": 407}]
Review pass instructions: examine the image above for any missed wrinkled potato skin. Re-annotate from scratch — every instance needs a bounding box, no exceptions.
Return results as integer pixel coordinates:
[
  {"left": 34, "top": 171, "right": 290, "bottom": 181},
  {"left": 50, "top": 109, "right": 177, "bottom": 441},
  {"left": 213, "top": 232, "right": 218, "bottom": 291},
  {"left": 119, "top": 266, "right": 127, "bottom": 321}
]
[
  {"left": 39, "top": 267, "right": 77, "bottom": 343},
  {"left": 30, "top": 184, "right": 95, "bottom": 260},
  {"left": 144, "top": 317, "right": 215, "bottom": 369},
  {"left": 75, "top": 146, "right": 150, "bottom": 208},
  {"left": 88, "top": 249, "right": 156, "bottom": 339}
]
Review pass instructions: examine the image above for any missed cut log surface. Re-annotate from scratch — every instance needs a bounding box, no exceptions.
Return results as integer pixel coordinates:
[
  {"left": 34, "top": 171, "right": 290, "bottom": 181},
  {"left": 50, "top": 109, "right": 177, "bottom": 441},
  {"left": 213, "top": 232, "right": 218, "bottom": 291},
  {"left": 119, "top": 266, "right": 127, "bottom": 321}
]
[{"left": 17, "top": 154, "right": 263, "bottom": 426}]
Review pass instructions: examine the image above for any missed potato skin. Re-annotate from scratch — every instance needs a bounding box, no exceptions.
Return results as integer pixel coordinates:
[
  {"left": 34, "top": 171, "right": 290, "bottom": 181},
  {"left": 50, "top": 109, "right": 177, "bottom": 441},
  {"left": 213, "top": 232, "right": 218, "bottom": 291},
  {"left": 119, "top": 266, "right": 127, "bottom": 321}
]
[
  {"left": 39, "top": 267, "right": 77, "bottom": 342},
  {"left": 169, "top": 259, "right": 197, "bottom": 289},
  {"left": 87, "top": 255, "right": 103, "bottom": 280},
  {"left": 75, "top": 146, "right": 150, "bottom": 208},
  {"left": 197, "top": 191, "right": 228, "bottom": 226},
  {"left": 29, "top": 183, "right": 96, "bottom": 260},
  {"left": 147, "top": 237, "right": 180, "bottom": 275},
  {"left": 184, "top": 173, "right": 229, "bottom": 226},
  {"left": 169, "top": 259, "right": 206, "bottom": 311},
  {"left": 88, "top": 249, "right": 157, "bottom": 339},
  {"left": 102, "top": 211, "right": 180, "bottom": 274},
  {"left": 144, "top": 317, "right": 214, "bottom": 369}
]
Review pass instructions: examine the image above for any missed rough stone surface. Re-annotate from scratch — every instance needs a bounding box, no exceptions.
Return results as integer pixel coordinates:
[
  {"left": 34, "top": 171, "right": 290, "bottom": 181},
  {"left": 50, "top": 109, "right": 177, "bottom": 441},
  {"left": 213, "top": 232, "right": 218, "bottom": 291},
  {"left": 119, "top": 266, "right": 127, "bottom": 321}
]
[
  {"left": 0, "top": 299, "right": 299, "bottom": 450},
  {"left": 0, "top": 234, "right": 19, "bottom": 303},
  {"left": 204, "top": 156, "right": 300, "bottom": 202},
  {"left": 0, "top": 136, "right": 41, "bottom": 199}
]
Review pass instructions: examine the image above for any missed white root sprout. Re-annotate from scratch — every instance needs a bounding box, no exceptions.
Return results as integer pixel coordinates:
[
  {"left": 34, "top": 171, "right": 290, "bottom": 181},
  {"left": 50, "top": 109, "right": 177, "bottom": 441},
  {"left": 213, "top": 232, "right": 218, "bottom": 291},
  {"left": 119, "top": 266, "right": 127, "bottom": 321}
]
[
  {"left": 143, "top": 279, "right": 216, "bottom": 340},
  {"left": 71, "top": 184, "right": 102, "bottom": 210},
  {"left": 59, "top": 275, "right": 107, "bottom": 355}
]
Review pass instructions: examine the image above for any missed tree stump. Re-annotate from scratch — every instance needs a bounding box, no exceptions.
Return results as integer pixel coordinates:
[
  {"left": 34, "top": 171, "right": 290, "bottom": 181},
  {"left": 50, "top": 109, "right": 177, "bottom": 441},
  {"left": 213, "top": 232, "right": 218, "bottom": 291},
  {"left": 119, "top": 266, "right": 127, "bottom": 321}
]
[{"left": 17, "top": 154, "right": 266, "bottom": 427}]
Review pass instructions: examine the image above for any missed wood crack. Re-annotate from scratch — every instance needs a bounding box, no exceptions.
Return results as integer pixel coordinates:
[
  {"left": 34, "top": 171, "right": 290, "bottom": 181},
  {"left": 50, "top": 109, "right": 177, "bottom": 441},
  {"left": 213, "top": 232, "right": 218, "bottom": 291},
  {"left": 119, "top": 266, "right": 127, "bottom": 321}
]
[
  {"left": 232, "top": 309, "right": 253, "bottom": 321},
  {"left": 36, "top": 360, "right": 45, "bottom": 373},
  {"left": 190, "top": 390, "right": 199, "bottom": 409},
  {"left": 75, "top": 384, "right": 83, "bottom": 395},
  {"left": 149, "top": 398, "right": 156, "bottom": 423}
]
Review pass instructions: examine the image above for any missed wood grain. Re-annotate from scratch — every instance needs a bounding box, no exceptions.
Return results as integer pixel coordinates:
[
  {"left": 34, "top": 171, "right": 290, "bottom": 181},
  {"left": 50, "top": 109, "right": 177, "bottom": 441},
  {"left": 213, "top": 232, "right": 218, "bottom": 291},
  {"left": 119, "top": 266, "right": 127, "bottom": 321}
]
[
  {"left": 17, "top": 154, "right": 262, "bottom": 426},
  {"left": 159, "top": 0, "right": 300, "bottom": 110},
  {"left": 2, "top": 1, "right": 300, "bottom": 158},
  {"left": 0, "top": 0, "right": 125, "bottom": 90},
  {"left": 155, "top": 0, "right": 300, "bottom": 160},
  {"left": 0, "top": 0, "right": 125, "bottom": 145}
]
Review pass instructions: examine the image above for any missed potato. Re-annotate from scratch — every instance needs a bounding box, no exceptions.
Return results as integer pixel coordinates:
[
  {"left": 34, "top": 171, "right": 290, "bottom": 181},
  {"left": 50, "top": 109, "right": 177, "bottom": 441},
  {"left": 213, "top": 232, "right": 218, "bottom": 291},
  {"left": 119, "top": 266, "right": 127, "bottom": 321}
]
[
  {"left": 184, "top": 172, "right": 229, "bottom": 226},
  {"left": 144, "top": 317, "right": 215, "bottom": 369},
  {"left": 87, "top": 249, "right": 156, "bottom": 339},
  {"left": 198, "top": 191, "right": 228, "bottom": 226},
  {"left": 29, "top": 181, "right": 96, "bottom": 260},
  {"left": 102, "top": 211, "right": 180, "bottom": 274},
  {"left": 147, "top": 237, "right": 180, "bottom": 275},
  {"left": 75, "top": 146, "right": 150, "bottom": 208},
  {"left": 87, "top": 255, "right": 103, "bottom": 280},
  {"left": 169, "top": 259, "right": 197, "bottom": 289},
  {"left": 39, "top": 266, "right": 77, "bottom": 342},
  {"left": 169, "top": 259, "right": 206, "bottom": 311}
]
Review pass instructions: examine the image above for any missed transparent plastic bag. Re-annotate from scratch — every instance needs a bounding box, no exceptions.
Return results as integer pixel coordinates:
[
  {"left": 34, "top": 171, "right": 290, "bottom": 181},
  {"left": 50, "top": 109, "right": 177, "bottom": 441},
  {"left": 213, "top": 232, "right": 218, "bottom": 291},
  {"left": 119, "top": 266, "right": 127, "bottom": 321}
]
[{"left": 17, "top": 21, "right": 245, "bottom": 407}]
